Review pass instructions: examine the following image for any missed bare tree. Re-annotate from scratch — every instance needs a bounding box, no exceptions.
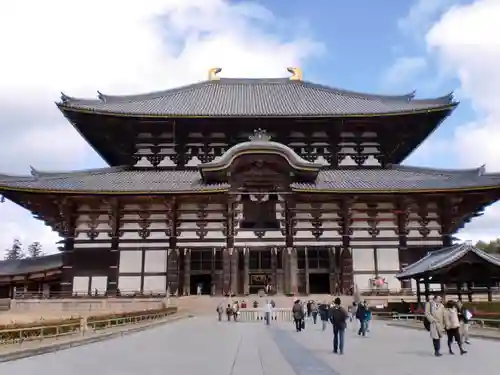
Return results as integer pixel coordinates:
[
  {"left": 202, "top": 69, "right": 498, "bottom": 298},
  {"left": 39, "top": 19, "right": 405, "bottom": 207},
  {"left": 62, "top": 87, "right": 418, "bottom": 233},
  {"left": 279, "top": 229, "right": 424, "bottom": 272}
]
[
  {"left": 27, "top": 241, "right": 44, "bottom": 258},
  {"left": 4, "top": 238, "right": 25, "bottom": 260}
]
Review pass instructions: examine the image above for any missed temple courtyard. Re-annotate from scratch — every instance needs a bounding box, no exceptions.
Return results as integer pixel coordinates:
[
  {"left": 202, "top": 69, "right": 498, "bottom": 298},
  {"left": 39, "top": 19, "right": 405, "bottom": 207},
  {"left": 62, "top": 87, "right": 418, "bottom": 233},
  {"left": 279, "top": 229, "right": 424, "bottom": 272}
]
[{"left": 1, "top": 317, "right": 498, "bottom": 375}]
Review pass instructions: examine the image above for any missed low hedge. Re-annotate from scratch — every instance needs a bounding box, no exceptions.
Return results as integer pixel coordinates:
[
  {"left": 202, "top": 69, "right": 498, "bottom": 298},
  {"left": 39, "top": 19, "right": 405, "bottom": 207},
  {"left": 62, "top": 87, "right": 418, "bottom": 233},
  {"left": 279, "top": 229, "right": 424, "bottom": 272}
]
[
  {"left": 86, "top": 306, "right": 177, "bottom": 329},
  {"left": 0, "top": 317, "right": 81, "bottom": 343},
  {"left": 0, "top": 317, "right": 81, "bottom": 331}
]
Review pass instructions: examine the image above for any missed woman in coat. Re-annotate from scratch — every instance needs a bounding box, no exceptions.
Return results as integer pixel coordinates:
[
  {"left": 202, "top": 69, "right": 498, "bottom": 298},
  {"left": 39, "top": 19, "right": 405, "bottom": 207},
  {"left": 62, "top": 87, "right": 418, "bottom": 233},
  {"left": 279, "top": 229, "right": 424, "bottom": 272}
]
[
  {"left": 444, "top": 301, "right": 467, "bottom": 355},
  {"left": 425, "top": 296, "right": 446, "bottom": 356}
]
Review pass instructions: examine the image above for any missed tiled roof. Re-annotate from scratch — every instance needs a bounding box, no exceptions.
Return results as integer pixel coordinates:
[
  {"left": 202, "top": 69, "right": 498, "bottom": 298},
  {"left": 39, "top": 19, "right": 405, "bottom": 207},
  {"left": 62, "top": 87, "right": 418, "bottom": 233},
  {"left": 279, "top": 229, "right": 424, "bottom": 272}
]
[
  {"left": 396, "top": 243, "right": 500, "bottom": 280},
  {"left": 0, "top": 254, "right": 62, "bottom": 276},
  {"left": 58, "top": 78, "right": 457, "bottom": 117},
  {"left": 1, "top": 165, "right": 500, "bottom": 193}
]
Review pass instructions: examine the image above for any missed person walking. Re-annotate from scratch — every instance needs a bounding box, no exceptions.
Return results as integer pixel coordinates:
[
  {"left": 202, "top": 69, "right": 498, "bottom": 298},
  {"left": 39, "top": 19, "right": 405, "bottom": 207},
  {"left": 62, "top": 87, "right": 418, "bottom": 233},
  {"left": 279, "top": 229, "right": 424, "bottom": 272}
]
[
  {"left": 356, "top": 301, "right": 367, "bottom": 336},
  {"left": 328, "top": 297, "right": 348, "bottom": 354},
  {"left": 216, "top": 304, "right": 224, "bottom": 321},
  {"left": 457, "top": 300, "right": 471, "bottom": 344},
  {"left": 264, "top": 300, "right": 273, "bottom": 326},
  {"left": 318, "top": 301, "right": 329, "bottom": 331},
  {"left": 311, "top": 301, "right": 318, "bottom": 324},
  {"left": 292, "top": 300, "right": 305, "bottom": 332},
  {"left": 444, "top": 300, "right": 467, "bottom": 355},
  {"left": 425, "top": 295, "right": 446, "bottom": 356}
]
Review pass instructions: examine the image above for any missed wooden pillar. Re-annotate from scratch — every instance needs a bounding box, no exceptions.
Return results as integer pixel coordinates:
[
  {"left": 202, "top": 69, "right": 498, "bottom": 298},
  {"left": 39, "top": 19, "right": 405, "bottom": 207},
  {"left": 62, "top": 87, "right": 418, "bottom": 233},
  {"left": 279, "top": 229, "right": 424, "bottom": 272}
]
[
  {"left": 166, "top": 197, "right": 179, "bottom": 295},
  {"left": 230, "top": 248, "right": 238, "bottom": 295},
  {"left": 243, "top": 248, "right": 249, "bottom": 295},
  {"left": 466, "top": 281, "right": 473, "bottom": 302},
  {"left": 289, "top": 247, "right": 298, "bottom": 295},
  {"left": 225, "top": 195, "right": 236, "bottom": 295},
  {"left": 424, "top": 279, "right": 430, "bottom": 300},
  {"left": 284, "top": 197, "right": 295, "bottom": 294},
  {"left": 339, "top": 199, "right": 353, "bottom": 294},
  {"left": 456, "top": 282, "right": 462, "bottom": 301},
  {"left": 183, "top": 249, "right": 191, "bottom": 295},
  {"left": 396, "top": 199, "right": 410, "bottom": 291},
  {"left": 271, "top": 248, "right": 278, "bottom": 294},
  {"left": 106, "top": 198, "right": 121, "bottom": 296},
  {"left": 416, "top": 280, "right": 422, "bottom": 303},
  {"left": 58, "top": 198, "right": 76, "bottom": 296},
  {"left": 304, "top": 247, "right": 310, "bottom": 295}
]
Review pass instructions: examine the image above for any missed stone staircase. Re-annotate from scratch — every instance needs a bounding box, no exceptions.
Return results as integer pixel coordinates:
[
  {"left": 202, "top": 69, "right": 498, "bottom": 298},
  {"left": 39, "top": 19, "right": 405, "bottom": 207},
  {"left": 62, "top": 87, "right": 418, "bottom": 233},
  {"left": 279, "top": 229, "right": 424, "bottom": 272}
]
[{"left": 168, "top": 294, "right": 359, "bottom": 315}]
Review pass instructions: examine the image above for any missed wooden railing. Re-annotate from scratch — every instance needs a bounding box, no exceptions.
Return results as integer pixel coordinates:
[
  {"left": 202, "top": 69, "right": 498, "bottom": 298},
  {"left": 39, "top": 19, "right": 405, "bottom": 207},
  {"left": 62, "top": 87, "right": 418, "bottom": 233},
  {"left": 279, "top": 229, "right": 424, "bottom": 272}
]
[
  {"left": 239, "top": 308, "right": 294, "bottom": 322},
  {"left": 0, "top": 308, "right": 177, "bottom": 345}
]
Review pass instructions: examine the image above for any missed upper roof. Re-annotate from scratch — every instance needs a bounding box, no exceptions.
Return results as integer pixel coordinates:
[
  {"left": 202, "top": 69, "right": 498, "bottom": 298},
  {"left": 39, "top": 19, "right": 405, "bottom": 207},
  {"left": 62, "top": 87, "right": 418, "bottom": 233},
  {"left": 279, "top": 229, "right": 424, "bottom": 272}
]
[
  {"left": 396, "top": 243, "right": 500, "bottom": 280},
  {"left": 1, "top": 164, "right": 500, "bottom": 194},
  {"left": 0, "top": 254, "right": 62, "bottom": 277},
  {"left": 58, "top": 75, "right": 457, "bottom": 118}
]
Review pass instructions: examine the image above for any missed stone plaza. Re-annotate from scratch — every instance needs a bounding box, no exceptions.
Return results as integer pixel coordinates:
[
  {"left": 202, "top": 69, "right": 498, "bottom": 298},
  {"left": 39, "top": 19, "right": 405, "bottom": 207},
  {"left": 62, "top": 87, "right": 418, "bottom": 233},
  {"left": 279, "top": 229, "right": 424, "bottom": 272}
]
[{"left": 1, "top": 317, "right": 498, "bottom": 375}]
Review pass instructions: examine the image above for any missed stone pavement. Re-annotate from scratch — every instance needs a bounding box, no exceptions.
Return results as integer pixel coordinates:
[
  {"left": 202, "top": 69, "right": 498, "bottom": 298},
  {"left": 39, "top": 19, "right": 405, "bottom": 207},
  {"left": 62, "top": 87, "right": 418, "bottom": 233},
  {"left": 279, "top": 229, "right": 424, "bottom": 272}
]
[{"left": 1, "top": 317, "right": 499, "bottom": 375}]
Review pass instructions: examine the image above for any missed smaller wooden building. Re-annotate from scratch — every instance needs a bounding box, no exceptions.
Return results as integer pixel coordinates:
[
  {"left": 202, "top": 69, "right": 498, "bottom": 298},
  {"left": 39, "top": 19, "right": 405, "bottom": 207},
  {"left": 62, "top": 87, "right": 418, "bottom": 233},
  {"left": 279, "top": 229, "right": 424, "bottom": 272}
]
[
  {"left": 0, "top": 254, "right": 62, "bottom": 298},
  {"left": 396, "top": 243, "right": 500, "bottom": 302}
]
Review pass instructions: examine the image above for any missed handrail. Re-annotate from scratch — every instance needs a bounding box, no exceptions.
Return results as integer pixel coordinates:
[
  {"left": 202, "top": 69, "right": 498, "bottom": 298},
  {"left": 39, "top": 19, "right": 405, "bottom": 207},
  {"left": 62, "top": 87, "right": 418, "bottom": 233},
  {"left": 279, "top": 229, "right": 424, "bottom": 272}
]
[
  {"left": 391, "top": 313, "right": 500, "bottom": 329},
  {"left": 0, "top": 309, "right": 176, "bottom": 345}
]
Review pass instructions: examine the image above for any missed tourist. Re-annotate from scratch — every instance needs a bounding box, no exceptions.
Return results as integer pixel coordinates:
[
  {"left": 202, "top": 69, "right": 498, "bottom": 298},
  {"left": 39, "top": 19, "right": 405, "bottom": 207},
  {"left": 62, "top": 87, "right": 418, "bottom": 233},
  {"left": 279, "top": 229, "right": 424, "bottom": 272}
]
[
  {"left": 456, "top": 300, "right": 471, "bottom": 344},
  {"left": 306, "top": 300, "right": 312, "bottom": 317},
  {"left": 425, "top": 295, "right": 445, "bottom": 356},
  {"left": 328, "top": 297, "right": 348, "bottom": 354},
  {"left": 226, "top": 304, "right": 233, "bottom": 321},
  {"left": 232, "top": 301, "right": 240, "bottom": 321},
  {"left": 364, "top": 302, "right": 372, "bottom": 332},
  {"left": 444, "top": 300, "right": 467, "bottom": 355},
  {"left": 311, "top": 300, "right": 318, "bottom": 324},
  {"left": 264, "top": 300, "right": 273, "bottom": 325},
  {"left": 216, "top": 304, "right": 224, "bottom": 321},
  {"left": 356, "top": 301, "right": 368, "bottom": 336},
  {"left": 318, "top": 301, "right": 329, "bottom": 331},
  {"left": 292, "top": 300, "right": 305, "bottom": 332}
]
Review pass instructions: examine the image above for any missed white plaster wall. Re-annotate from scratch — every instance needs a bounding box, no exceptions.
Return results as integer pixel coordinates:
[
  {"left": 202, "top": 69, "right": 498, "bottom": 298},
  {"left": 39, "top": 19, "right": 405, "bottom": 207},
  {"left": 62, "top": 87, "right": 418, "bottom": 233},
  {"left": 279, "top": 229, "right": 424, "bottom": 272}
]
[
  {"left": 118, "top": 276, "right": 141, "bottom": 294},
  {"left": 352, "top": 248, "right": 375, "bottom": 271},
  {"left": 144, "top": 250, "right": 167, "bottom": 273},
  {"left": 143, "top": 276, "right": 167, "bottom": 294},
  {"left": 354, "top": 274, "right": 374, "bottom": 290},
  {"left": 119, "top": 250, "right": 142, "bottom": 273},
  {"left": 91, "top": 276, "right": 108, "bottom": 294},
  {"left": 376, "top": 248, "right": 400, "bottom": 271},
  {"left": 73, "top": 276, "right": 89, "bottom": 295}
]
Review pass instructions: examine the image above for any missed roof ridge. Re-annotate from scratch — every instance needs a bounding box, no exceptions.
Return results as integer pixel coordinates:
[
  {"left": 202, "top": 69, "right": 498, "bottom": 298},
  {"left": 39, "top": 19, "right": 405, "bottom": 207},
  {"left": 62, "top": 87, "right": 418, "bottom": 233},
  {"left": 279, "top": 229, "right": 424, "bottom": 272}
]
[
  {"left": 392, "top": 164, "right": 485, "bottom": 176},
  {"left": 30, "top": 166, "right": 128, "bottom": 179}
]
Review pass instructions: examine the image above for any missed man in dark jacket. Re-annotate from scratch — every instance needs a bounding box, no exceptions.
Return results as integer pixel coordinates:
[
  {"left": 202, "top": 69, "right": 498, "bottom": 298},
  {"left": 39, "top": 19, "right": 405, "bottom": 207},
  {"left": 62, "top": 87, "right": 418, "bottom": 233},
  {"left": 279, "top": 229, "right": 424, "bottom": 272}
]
[
  {"left": 318, "top": 302, "right": 329, "bottom": 331},
  {"left": 292, "top": 300, "right": 305, "bottom": 332},
  {"left": 328, "top": 297, "right": 348, "bottom": 354}
]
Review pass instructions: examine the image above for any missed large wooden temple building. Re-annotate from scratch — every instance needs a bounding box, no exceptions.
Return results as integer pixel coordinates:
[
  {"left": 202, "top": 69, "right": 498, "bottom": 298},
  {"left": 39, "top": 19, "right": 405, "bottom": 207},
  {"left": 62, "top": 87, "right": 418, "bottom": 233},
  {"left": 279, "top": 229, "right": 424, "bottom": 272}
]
[{"left": 2, "top": 67, "right": 500, "bottom": 297}]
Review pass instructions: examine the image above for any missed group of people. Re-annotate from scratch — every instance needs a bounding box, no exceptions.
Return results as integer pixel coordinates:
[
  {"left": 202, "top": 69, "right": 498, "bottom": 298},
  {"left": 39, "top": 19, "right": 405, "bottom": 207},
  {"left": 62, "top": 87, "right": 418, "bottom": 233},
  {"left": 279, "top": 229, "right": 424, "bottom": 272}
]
[
  {"left": 291, "top": 298, "right": 371, "bottom": 354},
  {"left": 424, "top": 295, "right": 471, "bottom": 356},
  {"left": 217, "top": 301, "right": 241, "bottom": 321}
]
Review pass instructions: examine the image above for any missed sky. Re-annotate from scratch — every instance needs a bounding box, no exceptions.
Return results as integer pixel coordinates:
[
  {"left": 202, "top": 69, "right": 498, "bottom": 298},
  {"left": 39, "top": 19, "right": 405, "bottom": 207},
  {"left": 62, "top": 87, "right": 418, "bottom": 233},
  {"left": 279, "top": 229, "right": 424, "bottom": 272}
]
[{"left": 0, "top": 0, "right": 499, "bottom": 254}]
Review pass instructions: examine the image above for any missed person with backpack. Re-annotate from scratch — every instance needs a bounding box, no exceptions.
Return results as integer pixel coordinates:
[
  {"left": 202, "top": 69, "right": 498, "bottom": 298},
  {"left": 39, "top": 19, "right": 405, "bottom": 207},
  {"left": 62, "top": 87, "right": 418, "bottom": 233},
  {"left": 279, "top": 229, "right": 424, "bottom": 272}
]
[
  {"left": 356, "top": 301, "right": 368, "bottom": 336},
  {"left": 328, "top": 297, "right": 348, "bottom": 354}
]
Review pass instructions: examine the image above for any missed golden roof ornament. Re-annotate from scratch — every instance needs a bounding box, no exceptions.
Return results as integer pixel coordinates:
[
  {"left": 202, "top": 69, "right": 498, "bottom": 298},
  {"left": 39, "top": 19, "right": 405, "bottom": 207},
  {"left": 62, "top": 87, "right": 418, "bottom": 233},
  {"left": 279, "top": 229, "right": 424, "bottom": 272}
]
[
  {"left": 249, "top": 129, "right": 271, "bottom": 142},
  {"left": 287, "top": 67, "right": 302, "bottom": 81},
  {"left": 208, "top": 67, "right": 222, "bottom": 80}
]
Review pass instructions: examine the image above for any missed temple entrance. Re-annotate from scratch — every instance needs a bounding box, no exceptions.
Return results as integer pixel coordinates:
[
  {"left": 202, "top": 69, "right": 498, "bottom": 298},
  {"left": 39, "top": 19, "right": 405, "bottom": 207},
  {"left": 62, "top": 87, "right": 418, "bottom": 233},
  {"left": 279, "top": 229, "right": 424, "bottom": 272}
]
[
  {"left": 249, "top": 273, "right": 271, "bottom": 294},
  {"left": 190, "top": 274, "right": 212, "bottom": 295},
  {"left": 309, "top": 273, "right": 330, "bottom": 294}
]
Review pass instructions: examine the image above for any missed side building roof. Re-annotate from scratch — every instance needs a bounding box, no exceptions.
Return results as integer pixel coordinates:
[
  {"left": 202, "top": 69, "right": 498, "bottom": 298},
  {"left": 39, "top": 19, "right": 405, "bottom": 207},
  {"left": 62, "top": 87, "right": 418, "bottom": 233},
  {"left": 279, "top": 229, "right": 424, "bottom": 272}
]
[
  {"left": 1, "top": 165, "right": 500, "bottom": 194},
  {"left": 0, "top": 254, "right": 62, "bottom": 277},
  {"left": 57, "top": 77, "right": 457, "bottom": 118},
  {"left": 396, "top": 243, "right": 500, "bottom": 280}
]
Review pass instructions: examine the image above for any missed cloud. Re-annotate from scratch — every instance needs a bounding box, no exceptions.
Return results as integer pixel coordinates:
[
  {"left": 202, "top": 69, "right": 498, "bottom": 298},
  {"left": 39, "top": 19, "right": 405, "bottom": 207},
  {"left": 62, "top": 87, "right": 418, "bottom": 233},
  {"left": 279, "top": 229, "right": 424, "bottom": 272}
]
[
  {"left": 382, "top": 56, "right": 427, "bottom": 89},
  {"left": 425, "top": 0, "right": 500, "bottom": 241},
  {"left": 398, "top": 0, "right": 457, "bottom": 37},
  {"left": 0, "top": 0, "right": 322, "bottom": 255}
]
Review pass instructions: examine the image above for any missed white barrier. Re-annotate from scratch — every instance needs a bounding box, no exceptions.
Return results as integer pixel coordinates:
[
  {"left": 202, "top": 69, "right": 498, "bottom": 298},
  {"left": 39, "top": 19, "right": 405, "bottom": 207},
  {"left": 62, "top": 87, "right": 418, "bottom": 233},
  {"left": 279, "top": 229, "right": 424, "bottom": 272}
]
[{"left": 238, "top": 308, "right": 293, "bottom": 322}]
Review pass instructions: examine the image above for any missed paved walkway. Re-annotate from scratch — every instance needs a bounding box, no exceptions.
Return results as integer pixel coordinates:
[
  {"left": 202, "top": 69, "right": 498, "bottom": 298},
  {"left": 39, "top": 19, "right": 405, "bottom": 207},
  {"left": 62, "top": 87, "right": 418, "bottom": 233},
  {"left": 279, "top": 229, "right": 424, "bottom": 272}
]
[{"left": 0, "top": 317, "right": 499, "bottom": 375}]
